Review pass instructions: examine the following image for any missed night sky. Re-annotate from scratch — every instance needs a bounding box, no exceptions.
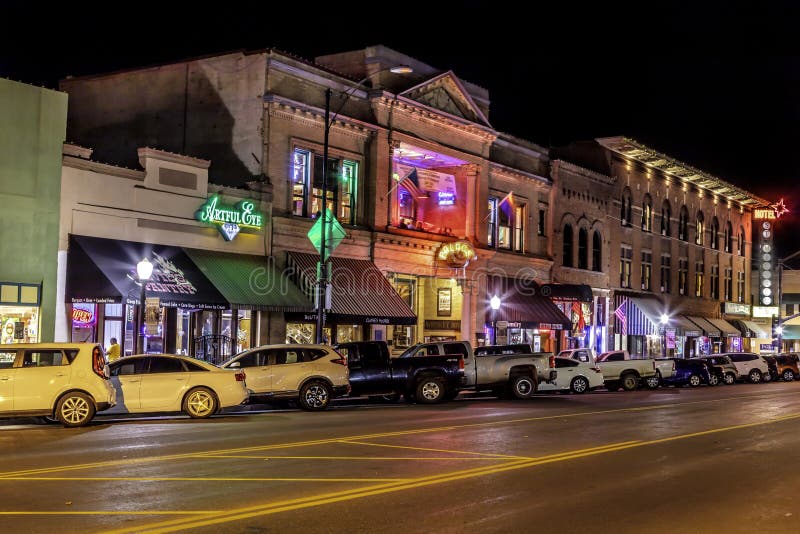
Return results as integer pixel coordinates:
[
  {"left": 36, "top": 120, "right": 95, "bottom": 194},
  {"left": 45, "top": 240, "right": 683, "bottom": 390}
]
[{"left": 3, "top": 1, "right": 798, "bottom": 259}]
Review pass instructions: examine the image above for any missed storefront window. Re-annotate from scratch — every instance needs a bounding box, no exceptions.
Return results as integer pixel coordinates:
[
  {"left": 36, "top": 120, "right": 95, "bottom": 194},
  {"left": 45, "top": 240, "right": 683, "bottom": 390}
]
[
  {"left": 103, "top": 303, "right": 123, "bottom": 354},
  {"left": 336, "top": 325, "right": 362, "bottom": 343},
  {"left": 285, "top": 323, "right": 330, "bottom": 344},
  {"left": 70, "top": 303, "right": 97, "bottom": 343},
  {"left": 3, "top": 305, "right": 41, "bottom": 344},
  {"left": 175, "top": 308, "right": 191, "bottom": 355}
]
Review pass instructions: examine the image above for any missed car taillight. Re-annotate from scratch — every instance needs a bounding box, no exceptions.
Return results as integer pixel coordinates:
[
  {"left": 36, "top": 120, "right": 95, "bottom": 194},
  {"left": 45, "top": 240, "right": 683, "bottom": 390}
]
[
  {"left": 92, "top": 346, "right": 106, "bottom": 379},
  {"left": 549, "top": 355, "right": 556, "bottom": 368},
  {"left": 330, "top": 356, "right": 347, "bottom": 366},
  {"left": 234, "top": 371, "right": 246, "bottom": 382},
  {"left": 459, "top": 356, "right": 465, "bottom": 371}
]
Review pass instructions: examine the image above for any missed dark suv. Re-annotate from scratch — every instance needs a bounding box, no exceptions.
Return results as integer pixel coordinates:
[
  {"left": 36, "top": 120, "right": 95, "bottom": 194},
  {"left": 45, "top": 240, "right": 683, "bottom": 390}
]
[
  {"left": 662, "top": 358, "right": 713, "bottom": 387},
  {"left": 697, "top": 355, "right": 738, "bottom": 385}
]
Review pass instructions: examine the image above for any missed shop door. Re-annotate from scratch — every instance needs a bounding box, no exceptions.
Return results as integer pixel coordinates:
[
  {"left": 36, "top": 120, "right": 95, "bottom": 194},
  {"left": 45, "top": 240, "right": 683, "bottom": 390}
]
[{"left": 13, "top": 350, "right": 71, "bottom": 411}]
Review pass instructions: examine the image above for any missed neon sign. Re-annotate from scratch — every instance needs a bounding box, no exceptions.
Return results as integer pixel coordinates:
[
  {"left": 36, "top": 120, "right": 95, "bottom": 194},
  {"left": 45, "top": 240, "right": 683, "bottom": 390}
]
[
  {"left": 71, "top": 304, "right": 96, "bottom": 325},
  {"left": 754, "top": 198, "right": 789, "bottom": 220},
  {"left": 437, "top": 241, "right": 476, "bottom": 268},
  {"left": 195, "top": 195, "right": 264, "bottom": 241},
  {"left": 437, "top": 192, "right": 456, "bottom": 206}
]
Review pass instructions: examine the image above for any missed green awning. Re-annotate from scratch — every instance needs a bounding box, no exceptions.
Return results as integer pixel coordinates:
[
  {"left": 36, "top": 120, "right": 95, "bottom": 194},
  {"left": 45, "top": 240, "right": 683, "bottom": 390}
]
[
  {"left": 781, "top": 325, "right": 800, "bottom": 340},
  {"left": 185, "top": 249, "right": 313, "bottom": 312}
]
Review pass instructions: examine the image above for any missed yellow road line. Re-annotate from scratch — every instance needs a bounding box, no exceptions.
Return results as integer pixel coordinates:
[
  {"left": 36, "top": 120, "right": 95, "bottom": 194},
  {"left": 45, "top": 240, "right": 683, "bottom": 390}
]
[
  {"left": 0, "top": 390, "right": 792, "bottom": 480},
  {"left": 337, "top": 440, "right": 528, "bottom": 459},
  {"left": 0, "top": 511, "right": 219, "bottom": 515},
  {"left": 0, "top": 476, "right": 413, "bottom": 482},
  {"left": 196, "top": 455, "right": 510, "bottom": 460},
  {"left": 107, "top": 412, "right": 800, "bottom": 533}
]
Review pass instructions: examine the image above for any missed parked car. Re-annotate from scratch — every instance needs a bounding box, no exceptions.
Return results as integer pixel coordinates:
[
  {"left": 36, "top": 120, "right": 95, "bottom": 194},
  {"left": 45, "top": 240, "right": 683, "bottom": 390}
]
[
  {"left": 402, "top": 342, "right": 556, "bottom": 399},
  {"left": 220, "top": 344, "right": 349, "bottom": 411},
  {"left": 696, "top": 355, "right": 738, "bottom": 385},
  {"left": 0, "top": 343, "right": 115, "bottom": 427},
  {"left": 763, "top": 354, "right": 800, "bottom": 382},
  {"left": 537, "top": 357, "right": 604, "bottom": 394},
  {"left": 557, "top": 348, "right": 595, "bottom": 363},
  {"left": 335, "top": 340, "right": 463, "bottom": 403},
  {"left": 108, "top": 354, "right": 248, "bottom": 418},
  {"left": 719, "top": 352, "right": 770, "bottom": 383},
  {"left": 661, "top": 358, "right": 713, "bottom": 387},
  {"left": 650, "top": 359, "right": 677, "bottom": 388},
  {"left": 584, "top": 350, "right": 658, "bottom": 391}
]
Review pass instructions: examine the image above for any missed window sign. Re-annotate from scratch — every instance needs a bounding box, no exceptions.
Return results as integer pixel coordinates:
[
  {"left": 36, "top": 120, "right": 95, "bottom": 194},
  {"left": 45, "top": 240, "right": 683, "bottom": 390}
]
[
  {"left": 437, "top": 288, "right": 452, "bottom": 317},
  {"left": 195, "top": 194, "right": 264, "bottom": 241}
]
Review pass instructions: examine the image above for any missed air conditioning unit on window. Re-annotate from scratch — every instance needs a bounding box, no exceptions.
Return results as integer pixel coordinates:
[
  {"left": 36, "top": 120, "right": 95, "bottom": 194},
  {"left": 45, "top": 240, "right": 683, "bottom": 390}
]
[
  {"left": 621, "top": 219, "right": 627, "bottom": 225},
  {"left": 679, "top": 288, "right": 685, "bottom": 295},
  {"left": 660, "top": 286, "right": 666, "bottom": 292},
  {"left": 661, "top": 229, "right": 666, "bottom": 236},
  {"left": 642, "top": 284, "right": 646, "bottom": 290}
]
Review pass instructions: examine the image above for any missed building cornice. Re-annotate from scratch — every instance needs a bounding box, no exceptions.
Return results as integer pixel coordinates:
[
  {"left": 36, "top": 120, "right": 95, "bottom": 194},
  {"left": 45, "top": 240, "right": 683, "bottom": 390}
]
[
  {"left": 137, "top": 147, "right": 210, "bottom": 169},
  {"left": 494, "top": 134, "right": 549, "bottom": 160},
  {"left": 596, "top": 136, "right": 770, "bottom": 208},
  {"left": 264, "top": 95, "right": 376, "bottom": 139},
  {"left": 553, "top": 159, "right": 616, "bottom": 185},
  {"left": 380, "top": 96, "right": 497, "bottom": 143},
  {"left": 490, "top": 162, "right": 551, "bottom": 187},
  {"left": 62, "top": 155, "right": 145, "bottom": 181}
]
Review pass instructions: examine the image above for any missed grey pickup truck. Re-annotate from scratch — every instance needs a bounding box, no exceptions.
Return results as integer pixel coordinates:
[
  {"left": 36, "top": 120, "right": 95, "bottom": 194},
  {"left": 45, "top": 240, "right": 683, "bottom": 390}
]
[{"left": 400, "top": 341, "right": 556, "bottom": 399}]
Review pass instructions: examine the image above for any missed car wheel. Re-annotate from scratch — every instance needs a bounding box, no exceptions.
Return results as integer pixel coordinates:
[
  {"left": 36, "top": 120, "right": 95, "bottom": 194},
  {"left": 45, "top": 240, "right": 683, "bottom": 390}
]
[
  {"left": 708, "top": 373, "right": 720, "bottom": 386},
  {"left": 510, "top": 375, "right": 536, "bottom": 399},
  {"left": 415, "top": 376, "right": 446, "bottom": 404},
  {"left": 56, "top": 392, "right": 96, "bottom": 428},
  {"left": 183, "top": 387, "right": 217, "bottom": 418},
  {"left": 605, "top": 380, "right": 620, "bottom": 392},
  {"left": 688, "top": 374, "right": 701, "bottom": 387},
  {"left": 570, "top": 376, "right": 590, "bottom": 394},
  {"left": 782, "top": 369, "right": 795, "bottom": 382},
  {"left": 620, "top": 373, "right": 639, "bottom": 391},
  {"left": 763, "top": 372, "right": 773, "bottom": 383},
  {"left": 748, "top": 369, "right": 762, "bottom": 384},
  {"left": 644, "top": 373, "right": 661, "bottom": 389},
  {"left": 724, "top": 372, "right": 737, "bottom": 385},
  {"left": 299, "top": 380, "right": 332, "bottom": 411}
]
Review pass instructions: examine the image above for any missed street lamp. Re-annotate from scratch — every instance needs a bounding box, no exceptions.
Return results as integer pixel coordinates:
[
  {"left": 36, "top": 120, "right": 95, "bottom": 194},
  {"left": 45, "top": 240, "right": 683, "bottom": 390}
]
[
  {"left": 136, "top": 257, "right": 153, "bottom": 354},
  {"left": 660, "top": 313, "right": 669, "bottom": 358},
  {"left": 315, "top": 65, "right": 413, "bottom": 344},
  {"left": 490, "top": 295, "right": 502, "bottom": 345}
]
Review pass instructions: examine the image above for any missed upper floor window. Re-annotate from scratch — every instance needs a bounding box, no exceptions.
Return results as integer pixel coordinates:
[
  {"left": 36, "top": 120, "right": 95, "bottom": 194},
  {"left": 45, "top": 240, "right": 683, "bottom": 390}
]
[
  {"left": 578, "top": 228, "right": 589, "bottom": 269},
  {"left": 710, "top": 217, "right": 720, "bottom": 249},
  {"left": 642, "top": 194, "right": 653, "bottom": 232},
  {"left": 620, "top": 246, "right": 632, "bottom": 288},
  {"left": 538, "top": 208, "right": 546, "bottom": 236},
  {"left": 724, "top": 221, "right": 733, "bottom": 253},
  {"left": 620, "top": 187, "right": 632, "bottom": 226},
  {"left": 737, "top": 271, "right": 745, "bottom": 303},
  {"left": 660, "top": 255, "right": 671, "bottom": 293},
  {"left": 695, "top": 260, "right": 705, "bottom": 297},
  {"left": 678, "top": 258, "right": 688, "bottom": 295},
  {"left": 292, "top": 148, "right": 358, "bottom": 225},
  {"left": 661, "top": 200, "right": 671, "bottom": 237},
  {"left": 592, "top": 231, "right": 602, "bottom": 272},
  {"left": 710, "top": 264, "right": 719, "bottom": 299},
  {"left": 641, "top": 251, "right": 652, "bottom": 291},
  {"left": 489, "top": 195, "right": 525, "bottom": 252},
  {"left": 738, "top": 226, "right": 745, "bottom": 256},
  {"left": 695, "top": 211, "right": 705, "bottom": 246},
  {"left": 679, "top": 205, "right": 689, "bottom": 241},
  {"left": 563, "top": 224, "right": 574, "bottom": 267},
  {"left": 724, "top": 267, "right": 732, "bottom": 301}
]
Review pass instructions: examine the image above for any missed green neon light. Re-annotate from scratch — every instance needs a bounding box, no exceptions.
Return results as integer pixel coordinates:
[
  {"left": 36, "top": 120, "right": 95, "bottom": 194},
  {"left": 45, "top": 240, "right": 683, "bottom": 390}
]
[{"left": 195, "top": 195, "right": 264, "bottom": 229}]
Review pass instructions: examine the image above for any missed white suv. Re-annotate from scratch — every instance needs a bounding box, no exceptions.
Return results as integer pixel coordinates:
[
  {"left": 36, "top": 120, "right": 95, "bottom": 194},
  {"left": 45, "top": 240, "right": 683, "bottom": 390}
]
[
  {"left": 720, "top": 352, "right": 770, "bottom": 383},
  {"left": 0, "top": 343, "right": 116, "bottom": 427},
  {"left": 221, "top": 344, "right": 349, "bottom": 411}
]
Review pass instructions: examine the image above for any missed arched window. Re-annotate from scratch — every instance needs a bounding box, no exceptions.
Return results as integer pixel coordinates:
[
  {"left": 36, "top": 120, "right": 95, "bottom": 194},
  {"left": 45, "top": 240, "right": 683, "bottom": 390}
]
[
  {"left": 578, "top": 227, "right": 588, "bottom": 269},
  {"left": 695, "top": 211, "right": 705, "bottom": 246},
  {"left": 661, "top": 199, "right": 671, "bottom": 236},
  {"left": 563, "top": 224, "right": 574, "bottom": 267},
  {"left": 642, "top": 194, "right": 653, "bottom": 232},
  {"left": 710, "top": 217, "right": 719, "bottom": 249},
  {"left": 621, "top": 187, "right": 632, "bottom": 226},
  {"left": 725, "top": 221, "right": 733, "bottom": 253},
  {"left": 679, "top": 205, "right": 689, "bottom": 241},
  {"left": 592, "top": 231, "right": 602, "bottom": 272},
  {"left": 738, "top": 226, "right": 745, "bottom": 256}
]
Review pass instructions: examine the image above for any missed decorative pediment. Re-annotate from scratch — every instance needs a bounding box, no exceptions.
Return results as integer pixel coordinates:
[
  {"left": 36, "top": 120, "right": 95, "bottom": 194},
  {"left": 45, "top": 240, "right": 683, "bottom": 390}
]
[{"left": 400, "top": 71, "right": 491, "bottom": 127}]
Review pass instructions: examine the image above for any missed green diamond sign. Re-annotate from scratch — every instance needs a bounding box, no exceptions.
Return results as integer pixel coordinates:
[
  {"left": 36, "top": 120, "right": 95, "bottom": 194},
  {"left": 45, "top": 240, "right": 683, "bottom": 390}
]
[{"left": 307, "top": 209, "right": 347, "bottom": 260}]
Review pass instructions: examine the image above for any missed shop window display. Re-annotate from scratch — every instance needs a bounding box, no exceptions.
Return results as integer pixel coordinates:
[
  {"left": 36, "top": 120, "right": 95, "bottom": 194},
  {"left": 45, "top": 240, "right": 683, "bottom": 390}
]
[{"left": 1, "top": 306, "right": 40, "bottom": 344}]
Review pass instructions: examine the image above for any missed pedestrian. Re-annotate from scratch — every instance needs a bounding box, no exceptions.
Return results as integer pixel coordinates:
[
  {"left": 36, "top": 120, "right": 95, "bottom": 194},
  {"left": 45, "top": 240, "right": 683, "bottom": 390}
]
[{"left": 106, "top": 337, "right": 121, "bottom": 362}]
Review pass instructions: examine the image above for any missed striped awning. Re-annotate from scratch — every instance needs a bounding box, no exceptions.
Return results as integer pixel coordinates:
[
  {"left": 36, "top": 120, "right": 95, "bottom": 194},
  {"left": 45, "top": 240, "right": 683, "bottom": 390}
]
[
  {"left": 286, "top": 252, "right": 416, "bottom": 325},
  {"left": 625, "top": 297, "right": 663, "bottom": 336},
  {"left": 486, "top": 276, "right": 571, "bottom": 330}
]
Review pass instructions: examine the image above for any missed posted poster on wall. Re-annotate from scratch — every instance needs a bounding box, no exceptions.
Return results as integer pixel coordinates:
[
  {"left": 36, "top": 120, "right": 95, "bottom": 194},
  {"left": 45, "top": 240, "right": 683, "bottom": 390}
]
[
  {"left": 145, "top": 297, "right": 161, "bottom": 336},
  {"left": 665, "top": 328, "right": 676, "bottom": 349}
]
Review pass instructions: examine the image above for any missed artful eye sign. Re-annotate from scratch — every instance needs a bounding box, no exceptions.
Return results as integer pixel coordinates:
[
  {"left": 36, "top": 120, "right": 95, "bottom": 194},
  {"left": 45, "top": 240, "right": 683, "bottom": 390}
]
[{"left": 195, "top": 194, "right": 265, "bottom": 241}]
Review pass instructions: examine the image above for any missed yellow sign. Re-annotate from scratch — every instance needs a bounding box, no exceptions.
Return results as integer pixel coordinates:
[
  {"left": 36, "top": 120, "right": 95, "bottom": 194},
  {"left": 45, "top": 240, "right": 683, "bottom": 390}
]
[
  {"left": 754, "top": 209, "right": 776, "bottom": 220},
  {"left": 437, "top": 241, "right": 475, "bottom": 268}
]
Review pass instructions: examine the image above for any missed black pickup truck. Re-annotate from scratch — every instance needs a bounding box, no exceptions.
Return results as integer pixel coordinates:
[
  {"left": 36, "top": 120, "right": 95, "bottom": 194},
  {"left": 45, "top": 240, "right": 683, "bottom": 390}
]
[{"left": 334, "top": 341, "right": 464, "bottom": 403}]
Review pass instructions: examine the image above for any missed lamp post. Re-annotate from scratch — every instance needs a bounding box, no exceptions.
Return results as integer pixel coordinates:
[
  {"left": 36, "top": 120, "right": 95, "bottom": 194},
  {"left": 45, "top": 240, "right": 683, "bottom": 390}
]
[
  {"left": 315, "top": 65, "right": 413, "bottom": 344},
  {"left": 660, "top": 313, "right": 669, "bottom": 358},
  {"left": 490, "top": 295, "right": 502, "bottom": 345},
  {"left": 136, "top": 257, "right": 153, "bottom": 354}
]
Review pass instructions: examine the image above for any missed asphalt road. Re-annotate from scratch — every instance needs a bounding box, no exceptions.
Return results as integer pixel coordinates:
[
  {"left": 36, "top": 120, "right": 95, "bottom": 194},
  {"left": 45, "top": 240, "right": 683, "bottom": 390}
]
[{"left": 3, "top": 382, "right": 800, "bottom": 533}]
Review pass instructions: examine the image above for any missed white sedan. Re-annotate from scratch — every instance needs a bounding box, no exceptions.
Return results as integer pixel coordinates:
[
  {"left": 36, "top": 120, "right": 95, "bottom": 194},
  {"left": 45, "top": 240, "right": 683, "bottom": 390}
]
[
  {"left": 537, "top": 357, "right": 604, "bottom": 394},
  {"left": 108, "top": 354, "right": 248, "bottom": 418}
]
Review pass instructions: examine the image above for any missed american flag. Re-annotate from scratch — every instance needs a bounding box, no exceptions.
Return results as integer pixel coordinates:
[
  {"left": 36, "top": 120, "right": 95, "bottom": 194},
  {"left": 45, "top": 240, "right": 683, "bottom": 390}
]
[
  {"left": 397, "top": 168, "right": 428, "bottom": 198},
  {"left": 614, "top": 299, "right": 627, "bottom": 336}
]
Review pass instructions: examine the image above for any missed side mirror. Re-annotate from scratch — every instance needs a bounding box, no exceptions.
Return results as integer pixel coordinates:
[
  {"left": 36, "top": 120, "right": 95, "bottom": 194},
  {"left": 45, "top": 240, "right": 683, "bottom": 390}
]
[{"left": 228, "top": 361, "right": 241, "bottom": 369}]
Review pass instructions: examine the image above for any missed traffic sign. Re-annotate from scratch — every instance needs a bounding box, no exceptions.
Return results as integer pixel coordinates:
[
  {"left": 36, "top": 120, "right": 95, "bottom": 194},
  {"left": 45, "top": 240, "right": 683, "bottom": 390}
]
[{"left": 307, "top": 209, "right": 346, "bottom": 259}]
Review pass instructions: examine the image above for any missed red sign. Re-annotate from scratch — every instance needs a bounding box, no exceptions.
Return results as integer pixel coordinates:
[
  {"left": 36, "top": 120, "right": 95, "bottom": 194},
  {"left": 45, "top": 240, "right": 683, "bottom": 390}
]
[{"left": 71, "top": 306, "right": 95, "bottom": 325}]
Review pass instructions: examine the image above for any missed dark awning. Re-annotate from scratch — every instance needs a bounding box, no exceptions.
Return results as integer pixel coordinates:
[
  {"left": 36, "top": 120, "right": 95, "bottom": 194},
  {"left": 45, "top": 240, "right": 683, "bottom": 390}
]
[
  {"left": 184, "top": 249, "right": 313, "bottom": 312},
  {"left": 286, "top": 252, "right": 417, "bottom": 325},
  {"left": 66, "top": 235, "right": 227, "bottom": 309},
  {"left": 686, "top": 316, "right": 721, "bottom": 337},
  {"left": 539, "top": 284, "right": 593, "bottom": 302},
  {"left": 486, "top": 276, "right": 571, "bottom": 330}
]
